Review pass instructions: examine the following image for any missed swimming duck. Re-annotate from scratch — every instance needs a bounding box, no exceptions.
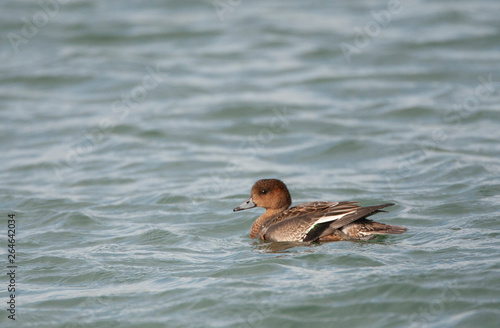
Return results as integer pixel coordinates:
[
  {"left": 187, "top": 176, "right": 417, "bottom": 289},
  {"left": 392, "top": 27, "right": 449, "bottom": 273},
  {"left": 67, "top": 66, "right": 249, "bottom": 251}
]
[{"left": 233, "top": 179, "right": 406, "bottom": 242}]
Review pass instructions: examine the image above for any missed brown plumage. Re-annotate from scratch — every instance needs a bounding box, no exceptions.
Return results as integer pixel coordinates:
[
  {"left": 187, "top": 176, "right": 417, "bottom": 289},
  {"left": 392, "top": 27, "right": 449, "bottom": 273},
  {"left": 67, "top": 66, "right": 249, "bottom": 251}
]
[{"left": 233, "top": 179, "right": 406, "bottom": 242}]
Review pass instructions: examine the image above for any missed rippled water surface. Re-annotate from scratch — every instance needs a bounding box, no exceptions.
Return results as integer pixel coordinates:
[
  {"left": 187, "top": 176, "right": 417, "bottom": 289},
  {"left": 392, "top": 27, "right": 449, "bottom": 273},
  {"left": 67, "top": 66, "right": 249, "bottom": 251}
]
[{"left": 1, "top": 0, "right": 500, "bottom": 327}]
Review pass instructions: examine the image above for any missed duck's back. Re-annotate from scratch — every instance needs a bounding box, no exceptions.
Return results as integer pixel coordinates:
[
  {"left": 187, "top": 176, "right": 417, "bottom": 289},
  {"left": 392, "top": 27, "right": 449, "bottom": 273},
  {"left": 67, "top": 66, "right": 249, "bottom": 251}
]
[
  {"left": 259, "top": 201, "right": 361, "bottom": 242},
  {"left": 260, "top": 202, "right": 404, "bottom": 242}
]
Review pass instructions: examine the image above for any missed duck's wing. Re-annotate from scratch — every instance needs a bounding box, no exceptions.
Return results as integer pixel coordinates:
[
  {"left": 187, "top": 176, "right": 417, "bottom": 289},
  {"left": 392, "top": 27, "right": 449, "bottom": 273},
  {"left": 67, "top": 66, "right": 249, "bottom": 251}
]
[
  {"left": 261, "top": 201, "right": 368, "bottom": 242},
  {"left": 309, "top": 203, "right": 395, "bottom": 241}
]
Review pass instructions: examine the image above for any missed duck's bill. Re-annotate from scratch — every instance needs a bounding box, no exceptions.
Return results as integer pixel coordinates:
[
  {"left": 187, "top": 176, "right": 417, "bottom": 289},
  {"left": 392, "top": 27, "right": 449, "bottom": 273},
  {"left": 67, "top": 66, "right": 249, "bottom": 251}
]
[{"left": 233, "top": 198, "right": 257, "bottom": 212}]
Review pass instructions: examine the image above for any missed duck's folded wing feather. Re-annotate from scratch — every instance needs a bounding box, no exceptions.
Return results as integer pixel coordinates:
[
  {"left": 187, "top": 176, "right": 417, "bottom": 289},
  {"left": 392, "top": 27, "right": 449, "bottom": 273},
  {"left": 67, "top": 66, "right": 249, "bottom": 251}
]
[
  {"left": 261, "top": 201, "right": 362, "bottom": 242},
  {"left": 312, "top": 203, "right": 395, "bottom": 241}
]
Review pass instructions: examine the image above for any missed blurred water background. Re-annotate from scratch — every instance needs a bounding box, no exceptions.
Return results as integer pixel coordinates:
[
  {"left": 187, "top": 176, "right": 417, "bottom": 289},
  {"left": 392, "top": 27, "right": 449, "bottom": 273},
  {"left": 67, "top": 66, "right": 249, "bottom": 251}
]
[{"left": 1, "top": 0, "right": 500, "bottom": 327}]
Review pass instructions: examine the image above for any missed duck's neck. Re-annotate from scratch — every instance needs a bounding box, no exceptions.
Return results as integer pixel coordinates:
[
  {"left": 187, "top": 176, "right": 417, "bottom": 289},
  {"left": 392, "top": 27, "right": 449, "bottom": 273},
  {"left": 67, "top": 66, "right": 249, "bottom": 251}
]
[{"left": 250, "top": 207, "right": 287, "bottom": 239}]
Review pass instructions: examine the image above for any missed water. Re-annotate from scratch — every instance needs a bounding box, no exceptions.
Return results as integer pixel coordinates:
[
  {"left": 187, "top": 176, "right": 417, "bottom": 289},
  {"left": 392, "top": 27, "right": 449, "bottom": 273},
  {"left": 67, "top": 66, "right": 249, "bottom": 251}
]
[{"left": 1, "top": 0, "right": 500, "bottom": 327}]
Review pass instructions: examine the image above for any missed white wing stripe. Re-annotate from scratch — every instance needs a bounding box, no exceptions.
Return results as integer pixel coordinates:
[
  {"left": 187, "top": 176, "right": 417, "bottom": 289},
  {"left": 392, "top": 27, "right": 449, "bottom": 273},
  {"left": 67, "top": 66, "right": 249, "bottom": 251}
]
[
  {"left": 304, "top": 210, "right": 357, "bottom": 235},
  {"left": 314, "top": 212, "right": 352, "bottom": 224}
]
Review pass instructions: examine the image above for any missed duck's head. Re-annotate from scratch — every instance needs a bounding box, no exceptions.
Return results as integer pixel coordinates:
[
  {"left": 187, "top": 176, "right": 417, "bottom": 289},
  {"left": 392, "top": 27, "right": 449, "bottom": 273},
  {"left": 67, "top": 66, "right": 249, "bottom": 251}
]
[{"left": 233, "top": 179, "right": 292, "bottom": 212}]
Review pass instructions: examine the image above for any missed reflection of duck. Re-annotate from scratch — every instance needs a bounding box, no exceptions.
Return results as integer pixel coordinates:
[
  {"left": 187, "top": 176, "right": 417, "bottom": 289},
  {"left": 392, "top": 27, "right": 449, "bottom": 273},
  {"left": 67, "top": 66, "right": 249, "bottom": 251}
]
[{"left": 234, "top": 179, "right": 406, "bottom": 242}]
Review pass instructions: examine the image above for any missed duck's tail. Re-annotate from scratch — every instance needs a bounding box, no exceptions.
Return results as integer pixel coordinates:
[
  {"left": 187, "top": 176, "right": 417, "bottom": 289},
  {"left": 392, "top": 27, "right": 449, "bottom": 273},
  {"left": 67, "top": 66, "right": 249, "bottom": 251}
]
[{"left": 342, "top": 218, "right": 407, "bottom": 239}]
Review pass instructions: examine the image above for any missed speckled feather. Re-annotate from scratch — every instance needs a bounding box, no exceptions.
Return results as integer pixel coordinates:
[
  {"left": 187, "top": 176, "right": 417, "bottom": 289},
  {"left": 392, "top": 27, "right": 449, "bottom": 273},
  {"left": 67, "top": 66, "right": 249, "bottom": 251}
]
[
  {"left": 259, "top": 201, "right": 397, "bottom": 242},
  {"left": 258, "top": 201, "right": 357, "bottom": 241}
]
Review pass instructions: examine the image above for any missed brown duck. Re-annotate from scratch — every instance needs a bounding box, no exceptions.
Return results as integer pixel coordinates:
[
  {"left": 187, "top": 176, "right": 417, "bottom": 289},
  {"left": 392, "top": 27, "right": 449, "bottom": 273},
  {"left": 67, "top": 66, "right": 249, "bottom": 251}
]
[{"left": 233, "top": 179, "right": 406, "bottom": 242}]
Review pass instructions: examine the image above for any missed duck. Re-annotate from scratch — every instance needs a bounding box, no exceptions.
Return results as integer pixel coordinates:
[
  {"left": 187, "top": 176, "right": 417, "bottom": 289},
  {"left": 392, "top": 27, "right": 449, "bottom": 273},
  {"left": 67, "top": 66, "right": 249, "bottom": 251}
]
[{"left": 233, "top": 179, "right": 406, "bottom": 242}]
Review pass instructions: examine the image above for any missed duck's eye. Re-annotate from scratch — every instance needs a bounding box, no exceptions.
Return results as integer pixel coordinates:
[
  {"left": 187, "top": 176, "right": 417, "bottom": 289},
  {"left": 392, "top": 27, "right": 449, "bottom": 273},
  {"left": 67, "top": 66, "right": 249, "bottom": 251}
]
[{"left": 260, "top": 189, "right": 268, "bottom": 195}]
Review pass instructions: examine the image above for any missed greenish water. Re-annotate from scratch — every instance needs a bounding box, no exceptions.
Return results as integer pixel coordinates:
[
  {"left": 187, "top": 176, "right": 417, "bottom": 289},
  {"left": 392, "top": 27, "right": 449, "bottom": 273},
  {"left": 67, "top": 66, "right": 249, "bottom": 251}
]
[{"left": 1, "top": 0, "right": 500, "bottom": 327}]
